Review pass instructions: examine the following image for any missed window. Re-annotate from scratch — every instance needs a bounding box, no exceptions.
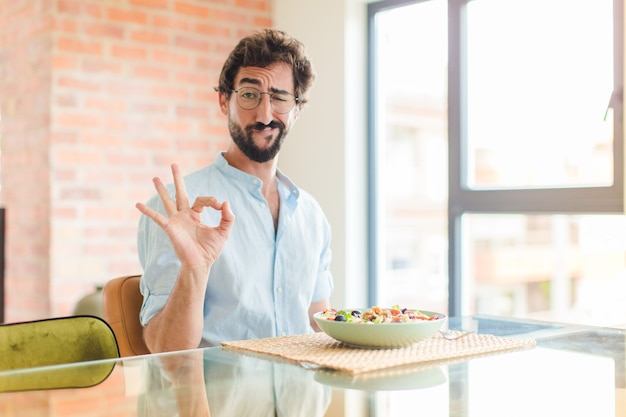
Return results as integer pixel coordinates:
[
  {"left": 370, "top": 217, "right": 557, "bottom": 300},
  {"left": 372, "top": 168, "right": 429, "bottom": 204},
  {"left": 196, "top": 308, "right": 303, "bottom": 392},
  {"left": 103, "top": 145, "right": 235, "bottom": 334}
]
[
  {"left": 369, "top": 0, "right": 624, "bottom": 323},
  {"left": 368, "top": 0, "right": 449, "bottom": 314}
]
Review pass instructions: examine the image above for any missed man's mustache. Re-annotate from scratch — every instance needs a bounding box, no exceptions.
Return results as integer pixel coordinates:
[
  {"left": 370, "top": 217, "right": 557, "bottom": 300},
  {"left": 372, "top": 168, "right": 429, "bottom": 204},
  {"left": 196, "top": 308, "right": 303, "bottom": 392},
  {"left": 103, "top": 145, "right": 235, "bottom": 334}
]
[{"left": 250, "top": 121, "right": 282, "bottom": 131}]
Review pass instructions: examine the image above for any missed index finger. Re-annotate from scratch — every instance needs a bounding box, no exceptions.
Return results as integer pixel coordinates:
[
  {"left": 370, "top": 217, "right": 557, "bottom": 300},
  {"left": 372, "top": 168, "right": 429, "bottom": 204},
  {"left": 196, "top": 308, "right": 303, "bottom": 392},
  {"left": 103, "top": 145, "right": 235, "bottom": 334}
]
[{"left": 171, "top": 164, "right": 190, "bottom": 210}]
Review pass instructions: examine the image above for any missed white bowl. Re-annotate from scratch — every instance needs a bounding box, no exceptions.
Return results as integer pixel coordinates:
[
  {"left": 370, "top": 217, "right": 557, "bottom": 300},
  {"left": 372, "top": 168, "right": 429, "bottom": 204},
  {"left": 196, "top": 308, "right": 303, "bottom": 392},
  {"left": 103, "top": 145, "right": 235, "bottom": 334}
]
[{"left": 313, "top": 309, "right": 447, "bottom": 348}]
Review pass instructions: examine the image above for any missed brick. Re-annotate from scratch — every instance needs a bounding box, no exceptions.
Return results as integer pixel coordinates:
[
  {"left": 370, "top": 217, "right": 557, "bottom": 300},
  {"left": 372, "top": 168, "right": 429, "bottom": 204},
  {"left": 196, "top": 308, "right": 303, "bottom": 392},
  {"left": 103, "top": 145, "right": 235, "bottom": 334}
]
[
  {"left": 82, "top": 58, "right": 123, "bottom": 74},
  {"left": 153, "top": 154, "right": 199, "bottom": 170},
  {"left": 57, "top": 0, "right": 103, "bottom": 19},
  {"left": 83, "top": 22, "right": 126, "bottom": 39},
  {"left": 174, "top": 1, "right": 211, "bottom": 18},
  {"left": 106, "top": 224, "right": 139, "bottom": 237},
  {"left": 52, "top": 55, "right": 79, "bottom": 70},
  {"left": 107, "top": 153, "right": 148, "bottom": 166},
  {"left": 84, "top": 243, "right": 131, "bottom": 257},
  {"left": 176, "top": 105, "right": 209, "bottom": 118},
  {"left": 81, "top": 133, "right": 125, "bottom": 147},
  {"left": 131, "top": 65, "right": 170, "bottom": 80},
  {"left": 83, "top": 206, "right": 130, "bottom": 221},
  {"left": 52, "top": 16, "right": 78, "bottom": 33},
  {"left": 195, "top": 23, "right": 230, "bottom": 37},
  {"left": 104, "top": 117, "right": 132, "bottom": 132},
  {"left": 55, "top": 149, "right": 104, "bottom": 165},
  {"left": 130, "top": 29, "right": 169, "bottom": 44},
  {"left": 150, "top": 85, "right": 190, "bottom": 100},
  {"left": 50, "top": 131, "right": 79, "bottom": 144},
  {"left": 174, "top": 34, "right": 210, "bottom": 51},
  {"left": 253, "top": 15, "right": 272, "bottom": 27},
  {"left": 106, "top": 7, "right": 148, "bottom": 25},
  {"left": 151, "top": 49, "right": 191, "bottom": 66},
  {"left": 55, "top": 94, "right": 77, "bottom": 107},
  {"left": 153, "top": 119, "right": 191, "bottom": 135},
  {"left": 55, "top": 112, "right": 103, "bottom": 128},
  {"left": 54, "top": 168, "right": 77, "bottom": 180},
  {"left": 57, "top": 75, "right": 102, "bottom": 91},
  {"left": 81, "top": 227, "right": 107, "bottom": 240},
  {"left": 133, "top": 101, "right": 169, "bottom": 114},
  {"left": 194, "top": 56, "right": 223, "bottom": 70},
  {"left": 199, "top": 122, "right": 229, "bottom": 136},
  {"left": 214, "top": 9, "right": 249, "bottom": 24},
  {"left": 151, "top": 15, "right": 190, "bottom": 31},
  {"left": 194, "top": 89, "right": 216, "bottom": 103},
  {"left": 56, "top": 36, "right": 103, "bottom": 55},
  {"left": 84, "top": 169, "right": 126, "bottom": 184},
  {"left": 105, "top": 80, "right": 147, "bottom": 95},
  {"left": 85, "top": 97, "right": 126, "bottom": 112},
  {"left": 130, "top": 0, "right": 169, "bottom": 9},
  {"left": 53, "top": 206, "right": 78, "bottom": 219},
  {"left": 59, "top": 187, "right": 101, "bottom": 200},
  {"left": 175, "top": 137, "right": 213, "bottom": 151},
  {"left": 235, "top": 0, "right": 270, "bottom": 12},
  {"left": 110, "top": 44, "right": 148, "bottom": 60},
  {"left": 175, "top": 70, "right": 212, "bottom": 85},
  {"left": 131, "top": 136, "right": 173, "bottom": 150}
]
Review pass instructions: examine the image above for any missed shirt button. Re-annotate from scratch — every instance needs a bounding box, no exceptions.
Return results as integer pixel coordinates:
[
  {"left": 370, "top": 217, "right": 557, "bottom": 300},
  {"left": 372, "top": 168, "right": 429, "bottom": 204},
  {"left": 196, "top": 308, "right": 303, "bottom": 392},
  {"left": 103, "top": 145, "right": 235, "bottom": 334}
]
[
  {"left": 277, "top": 287, "right": 283, "bottom": 293},
  {"left": 281, "top": 331, "right": 287, "bottom": 336},
  {"left": 260, "top": 202, "right": 266, "bottom": 208},
  {"left": 252, "top": 179, "right": 259, "bottom": 184}
]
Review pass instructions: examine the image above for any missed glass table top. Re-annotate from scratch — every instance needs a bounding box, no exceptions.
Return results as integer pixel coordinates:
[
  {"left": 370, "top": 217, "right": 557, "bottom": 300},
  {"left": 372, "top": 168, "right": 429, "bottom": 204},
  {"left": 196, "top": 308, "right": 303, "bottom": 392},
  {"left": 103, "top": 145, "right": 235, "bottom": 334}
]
[{"left": 1, "top": 315, "right": 624, "bottom": 416}]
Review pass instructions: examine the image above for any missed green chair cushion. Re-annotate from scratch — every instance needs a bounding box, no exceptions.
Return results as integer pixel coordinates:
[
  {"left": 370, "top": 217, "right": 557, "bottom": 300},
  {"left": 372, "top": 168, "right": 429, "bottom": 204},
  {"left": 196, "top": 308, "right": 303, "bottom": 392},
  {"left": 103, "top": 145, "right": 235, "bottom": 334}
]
[{"left": 0, "top": 315, "right": 120, "bottom": 392}]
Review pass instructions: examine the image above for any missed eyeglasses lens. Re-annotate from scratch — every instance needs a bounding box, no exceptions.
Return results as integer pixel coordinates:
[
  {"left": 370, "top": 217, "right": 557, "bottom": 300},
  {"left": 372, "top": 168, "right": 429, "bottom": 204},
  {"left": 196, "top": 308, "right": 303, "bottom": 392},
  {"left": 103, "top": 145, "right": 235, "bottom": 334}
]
[{"left": 235, "top": 87, "right": 295, "bottom": 113}]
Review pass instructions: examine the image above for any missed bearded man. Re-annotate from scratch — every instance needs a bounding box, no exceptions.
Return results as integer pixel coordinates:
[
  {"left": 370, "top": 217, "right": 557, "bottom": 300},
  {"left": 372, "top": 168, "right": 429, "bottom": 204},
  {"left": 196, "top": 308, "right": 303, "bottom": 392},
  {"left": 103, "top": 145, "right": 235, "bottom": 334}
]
[{"left": 136, "top": 29, "right": 333, "bottom": 353}]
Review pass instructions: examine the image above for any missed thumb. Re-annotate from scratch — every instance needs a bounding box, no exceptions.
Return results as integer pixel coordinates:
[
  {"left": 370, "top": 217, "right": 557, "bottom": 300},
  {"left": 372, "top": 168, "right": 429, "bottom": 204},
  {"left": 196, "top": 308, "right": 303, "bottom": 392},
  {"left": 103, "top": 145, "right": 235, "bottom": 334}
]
[{"left": 218, "top": 201, "right": 235, "bottom": 232}]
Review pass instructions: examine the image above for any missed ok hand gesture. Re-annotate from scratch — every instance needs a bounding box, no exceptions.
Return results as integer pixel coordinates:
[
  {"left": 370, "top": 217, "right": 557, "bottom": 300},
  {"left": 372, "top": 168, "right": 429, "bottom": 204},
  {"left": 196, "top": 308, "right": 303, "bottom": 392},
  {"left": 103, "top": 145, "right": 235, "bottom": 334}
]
[{"left": 136, "top": 164, "right": 235, "bottom": 271}]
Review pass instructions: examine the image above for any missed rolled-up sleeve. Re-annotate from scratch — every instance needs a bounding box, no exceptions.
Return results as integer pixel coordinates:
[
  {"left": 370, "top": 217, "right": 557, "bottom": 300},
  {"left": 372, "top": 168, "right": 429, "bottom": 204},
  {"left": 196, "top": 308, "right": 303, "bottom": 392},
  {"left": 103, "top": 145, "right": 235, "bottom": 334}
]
[
  {"left": 137, "top": 195, "right": 181, "bottom": 326},
  {"left": 312, "top": 218, "right": 333, "bottom": 302}
]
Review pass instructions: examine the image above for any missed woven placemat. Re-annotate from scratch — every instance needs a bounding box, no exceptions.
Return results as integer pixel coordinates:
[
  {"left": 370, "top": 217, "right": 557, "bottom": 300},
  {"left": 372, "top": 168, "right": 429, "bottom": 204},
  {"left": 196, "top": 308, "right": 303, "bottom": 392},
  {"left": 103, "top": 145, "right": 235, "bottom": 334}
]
[{"left": 222, "top": 331, "right": 536, "bottom": 374}]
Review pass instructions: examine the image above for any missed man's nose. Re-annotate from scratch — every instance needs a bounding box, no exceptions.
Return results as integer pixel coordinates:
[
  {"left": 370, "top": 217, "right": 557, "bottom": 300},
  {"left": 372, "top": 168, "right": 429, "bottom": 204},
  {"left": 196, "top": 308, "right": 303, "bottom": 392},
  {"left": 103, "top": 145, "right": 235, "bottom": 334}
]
[{"left": 255, "top": 93, "right": 274, "bottom": 125}]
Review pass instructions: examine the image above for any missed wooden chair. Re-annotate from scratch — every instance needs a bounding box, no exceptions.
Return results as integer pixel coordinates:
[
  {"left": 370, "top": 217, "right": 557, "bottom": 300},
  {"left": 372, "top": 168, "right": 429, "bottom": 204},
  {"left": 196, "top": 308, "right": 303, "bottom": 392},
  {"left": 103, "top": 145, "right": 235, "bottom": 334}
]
[
  {"left": 102, "top": 274, "right": 150, "bottom": 357},
  {"left": 0, "top": 315, "right": 119, "bottom": 391}
]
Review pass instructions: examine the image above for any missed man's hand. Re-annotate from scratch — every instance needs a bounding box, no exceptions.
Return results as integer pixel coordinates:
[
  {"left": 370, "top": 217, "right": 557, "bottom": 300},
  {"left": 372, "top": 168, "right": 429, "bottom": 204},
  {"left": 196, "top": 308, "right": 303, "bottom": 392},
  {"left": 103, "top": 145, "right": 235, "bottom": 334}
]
[{"left": 136, "top": 163, "right": 235, "bottom": 271}]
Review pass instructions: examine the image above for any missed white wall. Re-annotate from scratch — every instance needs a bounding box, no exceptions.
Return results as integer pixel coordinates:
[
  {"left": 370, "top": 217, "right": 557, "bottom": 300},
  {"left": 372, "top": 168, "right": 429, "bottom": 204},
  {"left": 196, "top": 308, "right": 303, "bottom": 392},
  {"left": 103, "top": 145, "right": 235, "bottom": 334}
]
[{"left": 273, "top": 0, "right": 371, "bottom": 308}]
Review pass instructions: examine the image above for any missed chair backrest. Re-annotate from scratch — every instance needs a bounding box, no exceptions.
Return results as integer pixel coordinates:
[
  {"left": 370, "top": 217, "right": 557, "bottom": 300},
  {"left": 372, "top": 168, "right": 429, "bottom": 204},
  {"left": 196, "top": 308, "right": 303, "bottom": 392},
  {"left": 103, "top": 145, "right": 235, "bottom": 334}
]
[
  {"left": 0, "top": 315, "right": 119, "bottom": 370},
  {"left": 0, "top": 315, "right": 119, "bottom": 392},
  {"left": 101, "top": 274, "right": 150, "bottom": 357}
]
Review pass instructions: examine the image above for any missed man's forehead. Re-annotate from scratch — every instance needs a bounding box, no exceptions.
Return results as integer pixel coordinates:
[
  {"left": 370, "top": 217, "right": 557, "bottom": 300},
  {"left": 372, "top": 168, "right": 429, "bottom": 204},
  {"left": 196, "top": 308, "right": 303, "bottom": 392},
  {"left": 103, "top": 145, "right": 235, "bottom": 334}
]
[{"left": 234, "top": 63, "right": 294, "bottom": 87}]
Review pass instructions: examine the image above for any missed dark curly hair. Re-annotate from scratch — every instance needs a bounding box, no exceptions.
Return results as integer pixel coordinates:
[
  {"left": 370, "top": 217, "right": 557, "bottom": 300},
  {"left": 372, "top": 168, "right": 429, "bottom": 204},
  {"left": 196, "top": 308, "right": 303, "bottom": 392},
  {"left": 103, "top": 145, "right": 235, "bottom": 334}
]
[{"left": 216, "top": 29, "right": 315, "bottom": 106}]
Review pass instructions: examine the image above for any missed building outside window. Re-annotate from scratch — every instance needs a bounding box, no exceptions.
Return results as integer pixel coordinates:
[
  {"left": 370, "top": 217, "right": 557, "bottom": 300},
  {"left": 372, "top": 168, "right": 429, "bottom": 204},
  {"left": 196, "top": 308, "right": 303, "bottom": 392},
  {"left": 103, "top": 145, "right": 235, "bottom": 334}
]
[{"left": 368, "top": 0, "right": 625, "bottom": 325}]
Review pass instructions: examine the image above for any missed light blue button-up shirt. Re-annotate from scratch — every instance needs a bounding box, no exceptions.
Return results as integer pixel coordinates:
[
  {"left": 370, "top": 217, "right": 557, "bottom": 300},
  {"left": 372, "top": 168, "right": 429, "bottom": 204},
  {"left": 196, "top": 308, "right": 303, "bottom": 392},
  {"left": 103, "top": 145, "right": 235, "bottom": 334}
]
[{"left": 138, "top": 152, "right": 333, "bottom": 346}]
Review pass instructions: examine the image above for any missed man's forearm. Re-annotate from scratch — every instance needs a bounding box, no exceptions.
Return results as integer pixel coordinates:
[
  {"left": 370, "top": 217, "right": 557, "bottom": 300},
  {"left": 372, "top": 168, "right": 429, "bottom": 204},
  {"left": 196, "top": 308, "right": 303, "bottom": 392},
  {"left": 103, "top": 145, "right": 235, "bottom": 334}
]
[{"left": 143, "top": 267, "right": 210, "bottom": 353}]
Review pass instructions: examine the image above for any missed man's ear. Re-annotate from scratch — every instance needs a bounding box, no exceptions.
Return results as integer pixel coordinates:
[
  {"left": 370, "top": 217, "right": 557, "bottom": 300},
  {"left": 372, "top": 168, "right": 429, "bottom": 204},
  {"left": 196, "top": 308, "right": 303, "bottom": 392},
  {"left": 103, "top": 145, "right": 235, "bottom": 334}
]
[{"left": 218, "top": 91, "right": 229, "bottom": 115}]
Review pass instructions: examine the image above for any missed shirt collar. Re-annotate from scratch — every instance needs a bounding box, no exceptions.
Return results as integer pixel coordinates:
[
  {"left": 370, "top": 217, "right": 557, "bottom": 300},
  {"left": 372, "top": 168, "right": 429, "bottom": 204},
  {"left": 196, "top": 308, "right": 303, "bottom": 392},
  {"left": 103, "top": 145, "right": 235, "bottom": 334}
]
[{"left": 215, "top": 151, "right": 300, "bottom": 205}]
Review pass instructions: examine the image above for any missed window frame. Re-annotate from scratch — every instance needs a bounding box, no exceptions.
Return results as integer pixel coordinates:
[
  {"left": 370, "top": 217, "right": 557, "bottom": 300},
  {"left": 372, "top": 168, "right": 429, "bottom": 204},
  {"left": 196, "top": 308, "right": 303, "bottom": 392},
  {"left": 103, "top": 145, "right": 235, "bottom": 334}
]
[{"left": 367, "top": 0, "right": 625, "bottom": 316}]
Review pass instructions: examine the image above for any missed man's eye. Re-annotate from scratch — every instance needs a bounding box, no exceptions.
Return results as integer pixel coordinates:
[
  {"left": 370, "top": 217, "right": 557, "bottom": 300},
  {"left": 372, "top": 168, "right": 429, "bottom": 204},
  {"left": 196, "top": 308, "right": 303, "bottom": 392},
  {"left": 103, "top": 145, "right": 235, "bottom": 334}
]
[
  {"left": 241, "top": 92, "right": 258, "bottom": 100},
  {"left": 272, "top": 94, "right": 289, "bottom": 102}
]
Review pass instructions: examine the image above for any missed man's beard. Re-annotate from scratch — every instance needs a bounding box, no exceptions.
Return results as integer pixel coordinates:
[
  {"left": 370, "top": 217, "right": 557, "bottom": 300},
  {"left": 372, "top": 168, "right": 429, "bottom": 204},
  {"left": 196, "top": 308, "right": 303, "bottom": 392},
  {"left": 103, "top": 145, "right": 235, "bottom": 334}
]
[{"left": 228, "top": 119, "right": 287, "bottom": 163}]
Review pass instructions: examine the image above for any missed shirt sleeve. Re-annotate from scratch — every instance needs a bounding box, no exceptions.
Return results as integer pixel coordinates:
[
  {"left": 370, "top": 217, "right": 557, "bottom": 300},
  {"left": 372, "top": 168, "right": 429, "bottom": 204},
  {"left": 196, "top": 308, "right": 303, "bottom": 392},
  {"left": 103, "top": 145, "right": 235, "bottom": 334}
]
[
  {"left": 312, "top": 215, "right": 334, "bottom": 302},
  {"left": 137, "top": 195, "right": 181, "bottom": 326}
]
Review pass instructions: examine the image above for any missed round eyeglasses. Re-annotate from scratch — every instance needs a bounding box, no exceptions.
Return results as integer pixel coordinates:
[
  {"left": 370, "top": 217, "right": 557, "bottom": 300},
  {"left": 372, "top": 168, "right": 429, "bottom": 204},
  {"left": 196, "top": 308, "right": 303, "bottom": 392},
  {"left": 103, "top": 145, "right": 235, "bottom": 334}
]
[{"left": 232, "top": 87, "right": 299, "bottom": 114}]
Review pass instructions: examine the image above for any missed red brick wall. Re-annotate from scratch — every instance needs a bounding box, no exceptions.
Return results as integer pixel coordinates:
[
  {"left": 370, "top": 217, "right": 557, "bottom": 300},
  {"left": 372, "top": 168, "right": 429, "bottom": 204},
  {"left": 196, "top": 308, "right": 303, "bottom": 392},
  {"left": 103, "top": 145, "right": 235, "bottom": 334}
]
[
  {"left": 0, "top": 0, "right": 54, "bottom": 321},
  {"left": 0, "top": 0, "right": 272, "bottom": 321}
]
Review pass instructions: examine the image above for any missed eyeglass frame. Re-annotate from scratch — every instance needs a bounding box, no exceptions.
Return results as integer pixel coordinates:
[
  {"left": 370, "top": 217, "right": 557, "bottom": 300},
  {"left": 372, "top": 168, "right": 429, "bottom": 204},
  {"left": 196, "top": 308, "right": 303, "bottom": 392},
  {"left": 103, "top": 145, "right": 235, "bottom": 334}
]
[{"left": 230, "top": 86, "right": 300, "bottom": 114}]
